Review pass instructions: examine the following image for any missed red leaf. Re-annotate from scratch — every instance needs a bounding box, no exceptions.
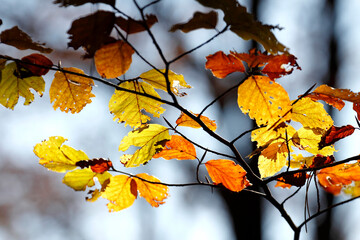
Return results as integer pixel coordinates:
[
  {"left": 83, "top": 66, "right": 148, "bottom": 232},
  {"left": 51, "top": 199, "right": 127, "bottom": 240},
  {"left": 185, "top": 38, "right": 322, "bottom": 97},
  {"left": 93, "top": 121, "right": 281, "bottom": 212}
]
[
  {"left": 76, "top": 158, "right": 113, "bottom": 173},
  {"left": 205, "top": 51, "right": 245, "bottom": 78},
  {"left": 319, "top": 125, "right": 355, "bottom": 149},
  {"left": 353, "top": 103, "right": 360, "bottom": 120},
  {"left": 20, "top": 53, "right": 53, "bottom": 76},
  {"left": 309, "top": 155, "right": 335, "bottom": 168}
]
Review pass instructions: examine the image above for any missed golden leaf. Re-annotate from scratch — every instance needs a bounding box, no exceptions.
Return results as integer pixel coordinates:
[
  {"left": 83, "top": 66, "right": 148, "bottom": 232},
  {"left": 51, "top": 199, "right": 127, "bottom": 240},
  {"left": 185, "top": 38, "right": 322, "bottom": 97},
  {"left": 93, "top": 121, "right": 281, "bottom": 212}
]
[
  {"left": 50, "top": 67, "right": 95, "bottom": 113},
  {"left": 176, "top": 112, "right": 217, "bottom": 131}
]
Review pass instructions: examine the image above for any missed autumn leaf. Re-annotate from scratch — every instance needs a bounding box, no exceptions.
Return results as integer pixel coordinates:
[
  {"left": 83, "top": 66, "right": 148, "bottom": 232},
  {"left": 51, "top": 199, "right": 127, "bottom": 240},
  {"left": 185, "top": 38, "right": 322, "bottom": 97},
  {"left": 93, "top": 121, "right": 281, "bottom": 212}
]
[
  {"left": 50, "top": 67, "right": 95, "bottom": 113},
  {"left": 109, "top": 81, "right": 165, "bottom": 128},
  {"left": 237, "top": 75, "right": 291, "bottom": 126},
  {"left": 354, "top": 103, "right": 360, "bottom": 120},
  {"left": 205, "top": 51, "right": 245, "bottom": 79},
  {"left": 140, "top": 69, "right": 191, "bottom": 96},
  {"left": 317, "top": 162, "right": 360, "bottom": 195},
  {"left": 54, "top": 0, "right": 115, "bottom": 7},
  {"left": 76, "top": 158, "right": 113, "bottom": 173},
  {"left": 133, "top": 173, "right": 169, "bottom": 207},
  {"left": 119, "top": 124, "right": 171, "bottom": 167},
  {"left": 0, "top": 26, "right": 52, "bottom": 53},
  {"left": 196, "top": 0, "right": 288, "bottom": 54},
  {"left": 19, "top": 53, "right": 53, "bottom": 76},
  {"left": 251, "top": 122, "right": 296, "bottom": 148},
  {"left": 291, "top": 98, "right": 333, "bottom": 130},
  {"left": 319, "top": 125, "right": 355, "bottom": 149},
  {"left": 63, "top": 169, "right": 112, "bottom": 191},
  {"left": 275, "top": 172, "right": 307, "bottom": 188},
  {"left": 169, "top": 11, "right": 218, "bottom": 33},
  {"left": 0, "top": 62, "right": 45, "bottom": 109},
  {"left": 258, "top": 148, "right": 288, "bottom": 178},
  {"left": 34, "top": 136, "right": 88, "bottom": 172},
  {"left": 205, "top": 159, "right": 251, "bottom": 192},
  {"left": 176, "top": 112, "right": 217, "bottom": 131},
  {"left": 308, "top": 84, "right": 360, "bottom": 111},
  {"left": 102, "top": 175, "right": 137, "bottom": 212},
  {"left": 94, "top": 40, "right": 134, "bottom": 79},
  {"left": 153, "top": 135, "right": 196, "bottom": 160},
  {"left": 309, "top": 155, "right": 334, "bottom": 168},
  {"left": 116, "top": 15, "right": 158, "bottom": 34},
  {"left": 67, "top": 10, "right": 115, "bottom": 58}
]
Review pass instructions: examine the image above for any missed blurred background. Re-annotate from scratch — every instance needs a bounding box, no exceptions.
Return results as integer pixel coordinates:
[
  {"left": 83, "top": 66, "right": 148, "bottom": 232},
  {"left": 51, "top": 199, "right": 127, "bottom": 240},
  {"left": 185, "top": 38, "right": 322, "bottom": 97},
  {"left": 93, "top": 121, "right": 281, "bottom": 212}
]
[{"left": 1, "top": 0, "right": 360, "bottom": 239}]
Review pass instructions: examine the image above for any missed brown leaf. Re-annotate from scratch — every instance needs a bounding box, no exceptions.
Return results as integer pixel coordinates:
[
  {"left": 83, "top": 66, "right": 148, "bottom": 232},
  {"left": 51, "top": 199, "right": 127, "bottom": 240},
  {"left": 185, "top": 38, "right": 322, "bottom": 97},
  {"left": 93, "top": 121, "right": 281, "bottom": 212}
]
[
  {"left": 0, "top": 26, "right": 52, "bottom": 53},
  {"left": 94, "top": 40, "right": 134, "bottom": 78},
  {"left": 67, "top": 10, "right": 115, "bottom": 58},
  {"left": 319, "top": 125, "right": 355, "bottom": 149},
  {"left": 54, "top": 0, "right": 115, "bottom": 7},
  {"left": 309, "top": 155, "right": 334, "bottom": 168},
  {"left": 76, "top": 158, "right": 113, "bottom": 173},
  {"left": 205, "top": 51, "right": 245, "bottom": 78},
  {"left": 275, "top": 172, "right": 307, "bottom": 188},
  {"left": 19, "top": 54, "right": 53, "bottom": 76},
  {"left": 169, "top": 11, "right": 218, "bottom": 33},
  {"left": 353, "top": 103, "right": 360, "bottom": 119},
  {"left": 116, "top": 15, "right": 158, "bottom": 34}
]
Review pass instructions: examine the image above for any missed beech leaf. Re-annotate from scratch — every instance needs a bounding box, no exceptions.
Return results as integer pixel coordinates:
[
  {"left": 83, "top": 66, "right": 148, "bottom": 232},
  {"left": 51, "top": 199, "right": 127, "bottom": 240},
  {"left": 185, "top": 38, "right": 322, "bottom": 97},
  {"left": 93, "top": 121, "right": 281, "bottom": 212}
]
[
  {"left": 205, "top": 159, "right": 251, "bottom": 192},
  {"left": 169, "top": 11, "right": 218, "bottom": 33},
  {"left": 50, "top": 67, "right": 95, "bottom": 113},
  {"left": 0, "top": 62, "right": 45, "bottom": 109},
  {"left": 0, "top": 26, "right": 52, "bottom": 53},
  {"left": 153, "top": 135, "right": 196, "bottom": 160},
  {"left": 275, "top": 172, "right": 307, "bottom": 188},
  {"left": 205, "top": 51, "right": 245, "bottom": 79},
  {"left": 116, "top": 15, "right": 158, "bottom": 34},
  {"left": 94, "top": 40, "right": 134, "bottom": 79},
  {"left": 176, "top": 112, "right": 217, "bottom": 131},
  {"left": 76, "top": 158, "right": 113, "bottom": 173},
  {"left": 19, "top": 53, "right": 53, "bottom": 76}
]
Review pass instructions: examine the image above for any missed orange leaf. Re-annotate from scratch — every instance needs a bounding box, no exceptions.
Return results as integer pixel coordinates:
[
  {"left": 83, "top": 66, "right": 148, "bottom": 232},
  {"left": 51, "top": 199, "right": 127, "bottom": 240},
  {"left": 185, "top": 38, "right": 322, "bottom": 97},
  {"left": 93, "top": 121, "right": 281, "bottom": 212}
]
[
  {"left": 133, "top": 173, "right": 169, "bottom": 207},
  {"left": 275, "top": 172, "right": 307, "bottom": 188},
  {"left": 20, "top": 53, "right": 53, "bottom": 76},
  {"left": 205, "top": 51, "right": 245, "bottom": 78},
  {"left": 50, "top": 67, "right": 95, "bottom": 113},
  {"left": 153, "top": 135, "right": 196, "bottom": 160},
  {"left": 76, "top": 158, "right": 113, "bottom": 173},
  {"left": 317, "top": 163, "right": 360, "bottom": 195},
  {"left": 205, "top": 159, "right": 251, "bottom": 192},
  {"left": 353, "top": 103, "right": 360, "bottom": 119},
  {"left": 116, "top": 15, "right": 158, "bottom": 34},
  {"left": 176, "top": 112, "right": 217, "bottom": 131},
  {"left": 94, "top": 40, "right": 134, "bottom": 79},
  {"left": 306, "top": 93, "right": 345, "bottom": 111},
  {"left": 319, "top": 125, "right": 355, "bottom": 149}
]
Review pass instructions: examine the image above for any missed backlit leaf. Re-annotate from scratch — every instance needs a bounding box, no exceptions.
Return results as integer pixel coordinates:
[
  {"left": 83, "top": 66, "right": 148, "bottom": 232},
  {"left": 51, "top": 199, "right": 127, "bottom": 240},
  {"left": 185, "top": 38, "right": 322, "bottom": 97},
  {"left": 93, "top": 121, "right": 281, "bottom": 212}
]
[
  {"left": 153, "top": 135, "right": 196, "bottom": 160},
  {"left": 205, "top": 51, "right": 245, "bottom": 79},
  {"left": 54, "top": 0, "right": 115, "bottom": 7},
  {"left": 0, "top": 62, "right": 45, "bottom": 109},
  {"left": 102, "top": 175, "right": 137, "bottom": 212},
  {"left": 258, "top": 143, "right": 288, "bottom": 178},
  {"left": 116, "top": 15, "right": 158, "bottom": 34},
  {"left": 196, "top": 0, "right": 288, "bottom": 54},
  {"left": 291, "top": 98, "right": 333, "bottom": 130},
  {"left": 133, "top": 173, "right": 169, "bottom": 207},
  {"left": 319, "top": 125, "right": 355, "bottom": 149},
  {"left": 119, "top": 124, "right": 170, "bottom": 167},
  {"left": 294, "top": 127, "right": 335, "bottom": 156},
  {"left": 176, "top": 112, "right": 217, "bottom": 131},
  {"left": 94, "top": 40, "right": 134, "bottom": 79},
  {"left": 275, "top": 172, "right": 307, "bottom": 188},
  {"left": 50, "top": 67, "right": 95, "bottom": 113},
  {"left": 317, "top": 162, "right": 360, "bottom": 195},
  {"left": 0, "top": 26, "right": 52, "bottom": 53},
  {"left": 237, "top": 75, "right": 291, "bottom": 126},
  {"left": 205, "top": 159, "right": 251, "bottom": 192},
  {"left": 62, "top": 168, "right": 96, "bottom": 191},
  {"left": 251, "top": 123, "right": 296, "bottom": 148},
  {"left": 34, "top": 136, "right": 88, "bottom": 172},
  {"left": 19, "top": 54, "right": 53, "bottom": 76},
  {"left": 169, "top": 11, "right": 218, "bottom": 33},
  {"left": 76, "top": 158, "right": 113, "bottom": 173},
  {"left": 67, "top": 10, "right": 115, "bottom": 58},
  {"left": 109, "top": 81, "right": 165, "bottom": 128},
  {"left": 140, "top": 69, "right": 191, "bottom": 96}
]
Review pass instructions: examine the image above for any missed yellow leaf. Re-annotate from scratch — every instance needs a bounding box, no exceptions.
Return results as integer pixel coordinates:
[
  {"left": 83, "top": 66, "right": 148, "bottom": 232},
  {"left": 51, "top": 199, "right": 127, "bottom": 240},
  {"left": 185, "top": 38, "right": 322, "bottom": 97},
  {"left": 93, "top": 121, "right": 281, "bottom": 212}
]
[
  {"left": 289, "top": 154, "right": 314, "bottom": 169},
  {"left": 0, "top": 62, "right": 45, "bottom": 109},
  {"left": 291, "top": 98, "right": 333, "bottom": 130},
  {"left": 34, "top": 136, "right": 88, "bottom": 172},
  {"left": 176, "top": 112, "right": 217, "bottom": 131},
  {"left": 109, "top": 81, "right": 165, "bottom": 128},
  {"left": 140, "top": 69, "right": 191, "bottom": 96},
  {"left": 62, "top": 168, "right": 96, "bottom": 191},
  {"left": 153, "top": 135, "right": 196, "bottom": 160},
  {"left": 94, "top": 40, "right": 134, "bottom": 79},
  {"left": 205, "top": 159, "right": 251, "bottom": 192},
  {"left": 50, "top": 67, "right": 95, "bottom": 113},
  {"left": 294, "top": 127, "right": 336, "bottom": 156},
  {"left": 102, "top": 175, "right": 137, "bottom": 212},
  {"left": 237, "top": 76, "right": 291, "bottom": 126},
  {"left": 344, "top": 181, "right": 360, "bottom": 197},
  {"left": 258, "top": 151, "right": 288, "bottom": 178},
  {"left": 133, "top": 173, "right": 169, "bottom": 207},
  {"left": 119, "top": 124, "right": 170, "bottom": 167},
  {"left": 251, "top": 123, "right": 296, "bottom": 148}
]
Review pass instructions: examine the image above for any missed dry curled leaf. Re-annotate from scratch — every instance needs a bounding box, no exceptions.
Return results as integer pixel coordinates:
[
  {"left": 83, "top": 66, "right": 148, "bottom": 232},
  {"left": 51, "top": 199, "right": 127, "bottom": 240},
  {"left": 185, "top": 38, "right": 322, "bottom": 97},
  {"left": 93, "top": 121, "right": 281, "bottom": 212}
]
[{"left": 170, "top": 11, "right": 218, "bottom": 33}]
